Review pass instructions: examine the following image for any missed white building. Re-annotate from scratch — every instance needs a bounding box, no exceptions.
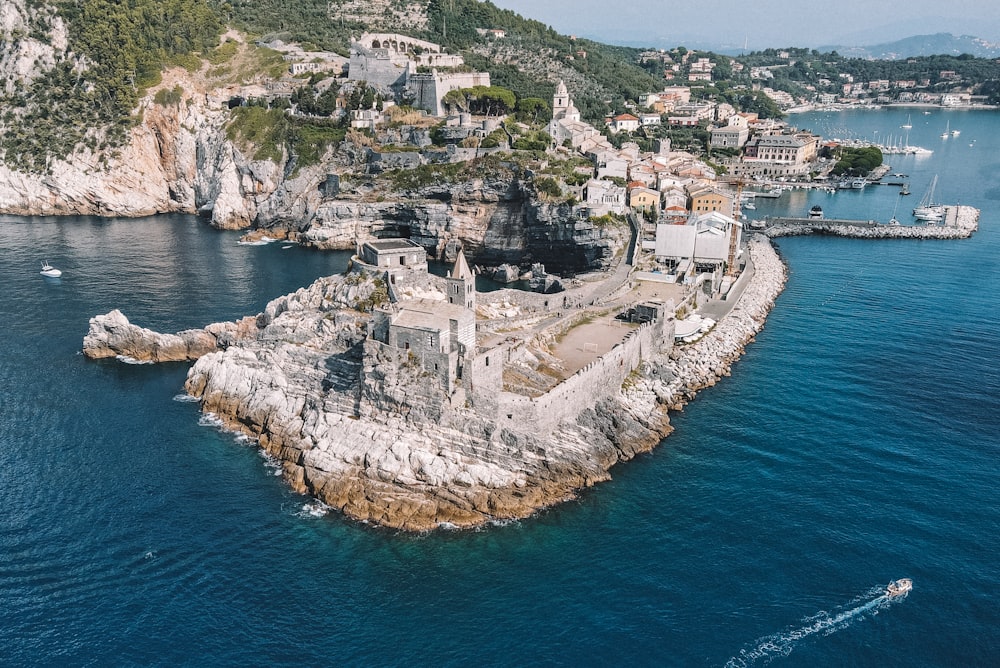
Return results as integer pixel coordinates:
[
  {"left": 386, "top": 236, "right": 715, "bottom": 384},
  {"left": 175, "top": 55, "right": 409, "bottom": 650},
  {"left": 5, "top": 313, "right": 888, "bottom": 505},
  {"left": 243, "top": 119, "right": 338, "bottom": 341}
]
[{"left": 654, "top": 211, "right": 742, "bottom": 266}]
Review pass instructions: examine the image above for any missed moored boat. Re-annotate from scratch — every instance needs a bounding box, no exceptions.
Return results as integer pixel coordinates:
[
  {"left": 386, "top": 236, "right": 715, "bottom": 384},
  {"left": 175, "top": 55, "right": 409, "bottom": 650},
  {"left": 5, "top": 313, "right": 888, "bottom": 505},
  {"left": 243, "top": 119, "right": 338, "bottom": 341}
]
[{"left": 913, "top": 175, "right": 941, "bottom": 219}]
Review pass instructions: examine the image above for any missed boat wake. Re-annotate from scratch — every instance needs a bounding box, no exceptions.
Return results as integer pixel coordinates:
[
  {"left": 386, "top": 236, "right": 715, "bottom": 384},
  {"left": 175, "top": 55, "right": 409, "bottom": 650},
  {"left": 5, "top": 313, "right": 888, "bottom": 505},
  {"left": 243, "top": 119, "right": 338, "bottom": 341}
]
[{"left": 724, "top": 583, "right": 910, "bottom": 667}]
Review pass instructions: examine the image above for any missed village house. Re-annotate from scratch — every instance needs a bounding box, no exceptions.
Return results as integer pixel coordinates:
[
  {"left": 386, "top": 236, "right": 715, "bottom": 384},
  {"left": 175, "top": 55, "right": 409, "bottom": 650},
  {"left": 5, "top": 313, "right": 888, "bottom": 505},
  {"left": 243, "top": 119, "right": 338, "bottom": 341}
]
[
  {"left": 607, "top": 113, "right": 640, "bottom": 134},
  {"left": 688, "top": 185, "right": 736, "bottom": 216},
  {"left": 731, "top": 131, "right": 819, "bottom": 178},
  {"left": 710, "top": 124, "right": 749, "bottom": 150},
  {"left": 639, "top": 113, "right": 662, "bottom": 127},
  {"left": 668, "top": 101, "right": 715, "bottom": 126},
  {"left": 584, "top": 179, "right": 627, "bottom": 215},
  {"left": 628, "top": 183, "right": 660, "bottom": 215}
]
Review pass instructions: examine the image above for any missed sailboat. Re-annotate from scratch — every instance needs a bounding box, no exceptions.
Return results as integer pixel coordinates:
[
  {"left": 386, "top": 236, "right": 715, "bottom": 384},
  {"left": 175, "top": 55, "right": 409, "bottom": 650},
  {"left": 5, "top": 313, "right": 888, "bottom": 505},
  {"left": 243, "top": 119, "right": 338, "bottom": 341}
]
[
  {"left": 901, "top": 114, "right": 912, "bottom": 130},
  {"left": 912, "top": 175, "right": 943, "bottom": 221},
  {"left": 940, "top": 120, "right": 950, "bottom": 139}
]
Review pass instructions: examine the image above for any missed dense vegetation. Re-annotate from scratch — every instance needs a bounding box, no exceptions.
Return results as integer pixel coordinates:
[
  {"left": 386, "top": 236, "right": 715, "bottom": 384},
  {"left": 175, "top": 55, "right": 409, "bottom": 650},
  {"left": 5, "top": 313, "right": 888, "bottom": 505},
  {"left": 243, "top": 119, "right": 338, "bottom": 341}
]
[
  {"left": 219, "top": 0, "right": 356, "bottom": 53},
  {"left": 829, "top": 146, "right": 884, "bottom": 176},
  {"left": 1, "top": 0, "right": 221, "bottom": 172},
  {"left": 225, "top": 105, "right": 346, "bottom": 172},
  {"left": 424, "top": 0, "right": 662, "bottom": 120}
]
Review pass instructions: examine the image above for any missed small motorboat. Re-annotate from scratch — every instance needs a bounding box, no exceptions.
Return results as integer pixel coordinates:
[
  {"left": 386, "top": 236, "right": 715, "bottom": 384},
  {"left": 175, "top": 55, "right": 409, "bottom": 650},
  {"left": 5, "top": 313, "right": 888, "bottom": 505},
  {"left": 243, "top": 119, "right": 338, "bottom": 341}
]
[
  {"left": 886, "top": 578, "right": 912, "bottom": 597},
  {"left": 40, "top": 261, "right": 62, "bottom": 278}
]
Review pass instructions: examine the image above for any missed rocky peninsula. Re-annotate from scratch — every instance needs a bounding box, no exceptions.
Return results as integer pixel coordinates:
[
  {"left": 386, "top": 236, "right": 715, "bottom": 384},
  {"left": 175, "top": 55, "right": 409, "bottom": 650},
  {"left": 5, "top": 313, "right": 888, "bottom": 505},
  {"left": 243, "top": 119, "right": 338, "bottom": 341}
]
[{"left": 83, "top": 234, "right": 787, "bottom": 531}]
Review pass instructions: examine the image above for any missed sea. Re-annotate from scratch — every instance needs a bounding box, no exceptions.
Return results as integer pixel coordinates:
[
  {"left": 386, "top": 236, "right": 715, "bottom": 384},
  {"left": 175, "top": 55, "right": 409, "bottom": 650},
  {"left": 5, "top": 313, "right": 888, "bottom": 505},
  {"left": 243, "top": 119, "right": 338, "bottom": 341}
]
[{"left": 1, "top": 107, "right": 997, "bottom": 666}]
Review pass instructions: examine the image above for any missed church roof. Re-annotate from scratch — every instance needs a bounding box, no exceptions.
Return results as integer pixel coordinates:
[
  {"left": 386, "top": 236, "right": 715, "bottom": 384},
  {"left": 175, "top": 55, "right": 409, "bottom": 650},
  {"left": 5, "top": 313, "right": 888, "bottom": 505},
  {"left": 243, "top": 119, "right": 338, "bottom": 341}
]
[{"left": 555, "top": 79, "right": 567, "bottom": 95}]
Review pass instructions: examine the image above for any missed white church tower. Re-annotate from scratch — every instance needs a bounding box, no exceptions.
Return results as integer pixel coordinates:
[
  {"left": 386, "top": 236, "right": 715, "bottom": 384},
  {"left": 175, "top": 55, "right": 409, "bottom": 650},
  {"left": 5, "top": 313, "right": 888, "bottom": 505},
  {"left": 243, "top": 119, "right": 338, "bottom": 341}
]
[{"left": 553, "top": 80, "right": 570, "bottom": 118}]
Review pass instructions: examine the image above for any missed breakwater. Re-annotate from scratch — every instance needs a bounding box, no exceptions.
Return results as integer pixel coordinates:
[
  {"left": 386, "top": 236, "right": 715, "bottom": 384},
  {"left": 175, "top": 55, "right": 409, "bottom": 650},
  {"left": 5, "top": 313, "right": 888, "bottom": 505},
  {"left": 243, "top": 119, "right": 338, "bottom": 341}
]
[{"left": 761, "top": 205, "right": 979, "bottom": 239}]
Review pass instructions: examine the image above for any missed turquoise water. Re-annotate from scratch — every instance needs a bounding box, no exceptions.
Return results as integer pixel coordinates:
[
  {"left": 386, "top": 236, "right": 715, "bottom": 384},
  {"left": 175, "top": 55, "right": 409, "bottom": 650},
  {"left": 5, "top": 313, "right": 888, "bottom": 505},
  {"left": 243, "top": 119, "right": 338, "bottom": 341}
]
[{"left": 1, "top": 108, "right": 998, "bottom": 665}]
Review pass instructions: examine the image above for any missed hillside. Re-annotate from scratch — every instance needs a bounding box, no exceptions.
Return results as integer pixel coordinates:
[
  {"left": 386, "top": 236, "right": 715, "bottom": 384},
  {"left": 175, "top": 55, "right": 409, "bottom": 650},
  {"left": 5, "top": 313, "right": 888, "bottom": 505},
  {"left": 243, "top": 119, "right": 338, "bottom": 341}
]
[
  {"left": 231, "top": 0, "right": 662, "bottom": 120},
  {"left": 819, "top": 33, "right": 1000, "bottom": 60}
]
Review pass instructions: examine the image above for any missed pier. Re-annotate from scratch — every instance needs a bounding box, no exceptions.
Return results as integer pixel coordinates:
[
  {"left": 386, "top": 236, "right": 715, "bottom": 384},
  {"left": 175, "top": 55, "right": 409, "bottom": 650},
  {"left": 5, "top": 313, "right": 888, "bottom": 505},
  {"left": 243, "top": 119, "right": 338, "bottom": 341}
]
[{"left": 753, "top": 205, "right": 978, "bottom": 240}]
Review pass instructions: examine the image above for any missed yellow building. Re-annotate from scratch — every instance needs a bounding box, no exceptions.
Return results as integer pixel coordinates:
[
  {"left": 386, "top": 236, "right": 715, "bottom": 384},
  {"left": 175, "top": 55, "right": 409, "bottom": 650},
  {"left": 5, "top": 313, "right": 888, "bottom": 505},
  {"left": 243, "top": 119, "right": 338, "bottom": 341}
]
[
  {"left": 688, "top": 185, "right": 736, "bottom": 216},
  {"left": 628, "top": 183, "right": 660, "bottom": 213}
]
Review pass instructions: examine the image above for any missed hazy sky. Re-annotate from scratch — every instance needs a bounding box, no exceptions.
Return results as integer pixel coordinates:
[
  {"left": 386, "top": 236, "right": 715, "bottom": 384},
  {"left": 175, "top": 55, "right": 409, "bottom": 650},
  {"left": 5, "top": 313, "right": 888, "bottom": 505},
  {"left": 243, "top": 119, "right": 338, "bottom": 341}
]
[{"left": 489, "top": 0, "right": 1000, "bottom": 50}]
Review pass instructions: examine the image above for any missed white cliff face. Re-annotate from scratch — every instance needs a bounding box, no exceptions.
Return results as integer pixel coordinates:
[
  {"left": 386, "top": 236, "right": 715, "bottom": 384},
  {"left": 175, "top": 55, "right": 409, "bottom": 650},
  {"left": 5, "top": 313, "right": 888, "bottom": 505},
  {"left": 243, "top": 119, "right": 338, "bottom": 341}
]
[{"left": 0, "top": 63, "right": 285, "bottom": 228}]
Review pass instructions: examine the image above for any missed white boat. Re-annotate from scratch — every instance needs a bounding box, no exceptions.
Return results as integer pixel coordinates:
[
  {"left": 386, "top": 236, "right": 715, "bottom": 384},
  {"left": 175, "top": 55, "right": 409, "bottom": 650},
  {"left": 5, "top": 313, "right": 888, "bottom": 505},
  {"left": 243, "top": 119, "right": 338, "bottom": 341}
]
[
  {"left": 886, "top": 578, "right": 912, "bottom": 597},
  {"left": 901, "top": 114, "right": 912, "bottom": 129},
  {"left": 940, "top": 120, "right": 950, "bottom": 139},
  {"left": 809, "top": 205, "right": 824, "bottom": 219},
  {"left": 40, "top": 261, "right": 62, "bottom": 278},
  {"left": 915, "top": 208, "right": 944, "bottom": 222},
  {"left": 742, "top": 201, "right": 756, "bottom": 210},
  {"left": 851, "top": 177, "right": 867, "bottom": 189},
  {"left": 913, "top": 175, "right": 941, "bottom": 218}
]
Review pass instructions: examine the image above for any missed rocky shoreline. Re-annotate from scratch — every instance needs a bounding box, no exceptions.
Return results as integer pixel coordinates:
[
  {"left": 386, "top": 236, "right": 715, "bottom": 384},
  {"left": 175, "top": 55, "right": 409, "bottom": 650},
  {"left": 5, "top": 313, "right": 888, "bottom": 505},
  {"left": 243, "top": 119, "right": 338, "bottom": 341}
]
[
  {"left": 622, "top": 235, "right": 787, "bottom": 417},
  {"left": 82, "top": 234, "right": 788, "bottom": 531}
]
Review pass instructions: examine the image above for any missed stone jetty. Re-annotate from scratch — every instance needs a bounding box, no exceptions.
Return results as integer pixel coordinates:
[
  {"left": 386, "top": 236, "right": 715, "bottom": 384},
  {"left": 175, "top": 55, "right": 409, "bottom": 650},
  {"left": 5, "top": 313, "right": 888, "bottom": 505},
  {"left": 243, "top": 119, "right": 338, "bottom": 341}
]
[{"left": 762, "top": 205, "right": 978, "bottom": 240}]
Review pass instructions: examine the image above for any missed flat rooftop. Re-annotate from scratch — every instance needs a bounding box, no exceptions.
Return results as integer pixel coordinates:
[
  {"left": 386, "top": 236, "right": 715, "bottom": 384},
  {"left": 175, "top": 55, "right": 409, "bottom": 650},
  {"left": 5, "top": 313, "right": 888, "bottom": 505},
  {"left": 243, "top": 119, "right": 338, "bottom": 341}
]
[{"left": 365, "top": 239, "right": 423, "bottom": 251}]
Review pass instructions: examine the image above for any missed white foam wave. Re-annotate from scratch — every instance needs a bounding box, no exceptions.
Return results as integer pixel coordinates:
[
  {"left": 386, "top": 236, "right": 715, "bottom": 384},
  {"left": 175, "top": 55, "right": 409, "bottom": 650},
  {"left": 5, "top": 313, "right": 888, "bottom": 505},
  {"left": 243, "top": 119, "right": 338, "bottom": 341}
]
[
  {"left": 257, "top": 448, "right": 281, "bottom": 474},
  {"left": 725, "top": 583, "right": 909, "bottom": 667},
  {"left": 116, "top": 354, "right": 154, "bottom": 365},
  {"left": 294, "top": 500, "right": 331, "bottom": 518},
  {"left": 172, "top": 393, "right": 200, "bottom": 403},
  {"left": 237, "top": 236, "right": 278, "bottom": 246},
  {"left": 197, "top": 413, "right": 226, "bottom": 429}
]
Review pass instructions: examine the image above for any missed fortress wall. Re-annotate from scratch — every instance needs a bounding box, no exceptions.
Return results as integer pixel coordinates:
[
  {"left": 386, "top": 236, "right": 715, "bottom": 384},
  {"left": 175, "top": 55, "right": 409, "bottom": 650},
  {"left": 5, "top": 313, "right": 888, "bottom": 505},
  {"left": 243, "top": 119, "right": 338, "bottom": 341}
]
[
  {"left": 498, "top": 319, "right": 669, "bottom": 432},
  {"left": 410, "top": 72, "right": 492, "bottom": 116}
]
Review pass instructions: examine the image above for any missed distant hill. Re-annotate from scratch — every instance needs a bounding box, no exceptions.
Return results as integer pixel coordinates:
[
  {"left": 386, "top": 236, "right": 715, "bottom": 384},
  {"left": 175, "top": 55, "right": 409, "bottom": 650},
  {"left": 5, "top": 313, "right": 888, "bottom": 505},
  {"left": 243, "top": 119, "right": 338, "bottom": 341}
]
[{"left": 819, "top": 33, "right": 1000, "bottom": 60}]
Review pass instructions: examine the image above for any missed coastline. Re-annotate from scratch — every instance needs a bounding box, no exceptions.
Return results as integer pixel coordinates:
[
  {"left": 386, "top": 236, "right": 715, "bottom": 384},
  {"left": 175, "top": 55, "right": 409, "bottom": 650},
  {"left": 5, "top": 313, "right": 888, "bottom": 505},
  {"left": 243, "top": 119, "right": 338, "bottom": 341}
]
[{"left": 624, "top": 236, "right": 787, "bottom": 414}]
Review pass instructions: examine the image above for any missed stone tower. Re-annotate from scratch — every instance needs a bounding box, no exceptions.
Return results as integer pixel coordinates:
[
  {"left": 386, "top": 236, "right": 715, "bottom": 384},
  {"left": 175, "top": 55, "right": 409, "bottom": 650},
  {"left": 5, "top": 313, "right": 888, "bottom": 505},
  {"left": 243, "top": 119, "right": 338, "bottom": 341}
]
[{"left": 446, "top": 249, "right": 476, "bottom": 313}]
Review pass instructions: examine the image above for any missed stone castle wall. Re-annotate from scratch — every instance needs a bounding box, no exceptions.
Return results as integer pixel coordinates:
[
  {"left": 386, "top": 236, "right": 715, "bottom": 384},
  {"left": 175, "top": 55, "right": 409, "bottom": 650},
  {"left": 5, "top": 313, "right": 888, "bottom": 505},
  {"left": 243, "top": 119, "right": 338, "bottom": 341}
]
[
  {"left": 497, "top": 316, "right": 673, "bottom": 432},
  {"left": 409, "top": 71, "right": 492, "bottom": 116}
]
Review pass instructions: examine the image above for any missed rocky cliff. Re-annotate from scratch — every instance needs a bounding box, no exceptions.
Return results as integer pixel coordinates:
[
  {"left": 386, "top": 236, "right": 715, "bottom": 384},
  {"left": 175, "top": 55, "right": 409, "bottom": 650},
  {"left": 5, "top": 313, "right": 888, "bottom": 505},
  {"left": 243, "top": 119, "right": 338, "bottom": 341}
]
[{"left": 301, "top": 177, "right": 622, "bottom": 272}]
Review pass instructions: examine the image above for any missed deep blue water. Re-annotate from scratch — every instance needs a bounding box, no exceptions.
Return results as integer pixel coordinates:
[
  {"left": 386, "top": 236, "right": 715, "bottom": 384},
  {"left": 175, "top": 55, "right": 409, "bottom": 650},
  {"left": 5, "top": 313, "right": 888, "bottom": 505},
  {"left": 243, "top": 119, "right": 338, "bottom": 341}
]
[{"left": 1, "top": 108, "right": 998, "bottom": 666}]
